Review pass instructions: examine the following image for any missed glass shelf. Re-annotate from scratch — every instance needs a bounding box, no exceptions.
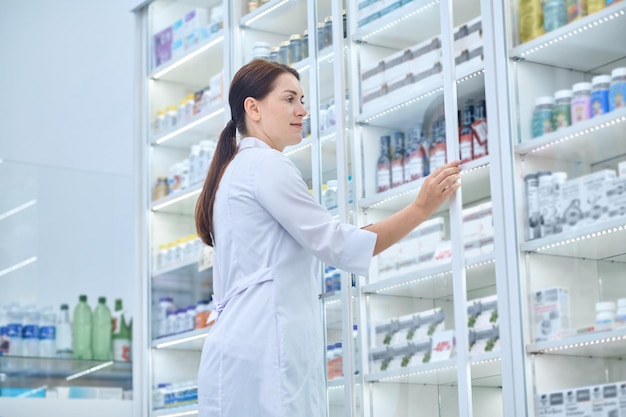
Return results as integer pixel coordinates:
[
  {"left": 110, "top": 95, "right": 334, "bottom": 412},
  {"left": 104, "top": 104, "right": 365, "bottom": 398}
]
[
  {"left": 363, "top": 252, "right": 495, "bottom": 298},
  {"left": 358, "top": 156, "right": 490, "bottom": 212},
  {"left": 150, "top": 30, "right": 226, "bottom": 83},
  {"left": 239, "top": 0, "right": 305, "bottom": 35},
  {"left": 153, "top": 403, "right": 198, "bottom": 417},
  {"left": 515, "top": 107, "right": 626, "bottom": 164},
  {"left": 527, "top": 327, "right": 626, "bottom": 359},
  {"left": 356, "top": 65, "right": 484, "bottom": 129},
  {"left": 151, "top": 102, "right": 225, "bottom": 148},
  {"left": 151, "top": 183, "right": 202, "bottom": 214},
  {"left": 365, "top": 358, "right": 457, "bottom": 384},
  {"left": 521, "top": 217, "right": 626, "bottom": 260},
  {"left": 510, "top": 3, "right": 626, "bottom": 73},
  {"left": 152, "top": 327, "right": 209, "bottom": 350},
  {"left": 152, "top": 257, "right": 205, "bottom": 279},
  {"left": 0, "top": 356, "right": 132, "bottom": 381}
]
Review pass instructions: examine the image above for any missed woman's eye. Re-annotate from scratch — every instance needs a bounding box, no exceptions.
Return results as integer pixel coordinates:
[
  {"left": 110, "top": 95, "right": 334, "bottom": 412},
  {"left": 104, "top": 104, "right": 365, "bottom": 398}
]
[{"left": 287, "top": 97, "right": 294, "bottom": 103}]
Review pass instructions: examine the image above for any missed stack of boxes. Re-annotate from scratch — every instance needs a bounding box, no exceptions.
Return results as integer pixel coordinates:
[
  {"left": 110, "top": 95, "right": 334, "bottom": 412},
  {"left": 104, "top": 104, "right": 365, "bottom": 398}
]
[
  {"left": 537, "top": 382, "right": 626, "bottom": 417},
  {"left": 468, "top": 295, "right": 500, "bottom": 355}
]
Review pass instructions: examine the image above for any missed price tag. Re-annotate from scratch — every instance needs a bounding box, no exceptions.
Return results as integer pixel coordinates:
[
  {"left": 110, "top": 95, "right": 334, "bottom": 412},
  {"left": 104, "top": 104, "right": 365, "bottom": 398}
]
[
  {"left": 430, "top": 329, "right": 455, "bottom": 362},
  {"left": 198, "top": 246, "right": 213, "bottom": 272}
]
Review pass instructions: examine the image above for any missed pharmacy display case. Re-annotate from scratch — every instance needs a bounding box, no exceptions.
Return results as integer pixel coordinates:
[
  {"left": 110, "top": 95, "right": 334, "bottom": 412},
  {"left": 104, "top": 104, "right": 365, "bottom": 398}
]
[
  {"left": 347, "top": 0, "right": 505, "bottom": 416},
  {"left": 489, "top": 1, "right": 626, "bottom": 416}
]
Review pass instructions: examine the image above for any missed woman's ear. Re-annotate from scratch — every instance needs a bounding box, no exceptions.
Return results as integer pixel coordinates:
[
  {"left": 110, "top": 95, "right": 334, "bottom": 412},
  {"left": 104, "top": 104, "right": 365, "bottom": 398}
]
[{"left": 244, "top": 97, "right": 261, "bottom": 122}]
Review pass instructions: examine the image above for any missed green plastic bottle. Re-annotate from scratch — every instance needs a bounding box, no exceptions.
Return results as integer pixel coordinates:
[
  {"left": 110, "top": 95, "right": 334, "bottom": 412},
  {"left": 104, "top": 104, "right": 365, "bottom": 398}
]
[
  {"left": 112, "top": 299, "right": 131, "bottom": 362},
  {"left": 92, "top": 297, "right": 112, "bottom": 361},
  {"left": 72, "top": 295, "right": 92, "bottom": 360}
]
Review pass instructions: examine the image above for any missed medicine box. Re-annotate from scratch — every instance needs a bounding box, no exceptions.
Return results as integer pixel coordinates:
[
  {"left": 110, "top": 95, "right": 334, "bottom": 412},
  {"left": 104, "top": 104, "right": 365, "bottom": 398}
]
[
  {"left": 370, "top": 345, "right": 394, "bottom": 372},
  {"left": 183, "top": 8, "right": 209, "bottom": 51},
  {"left": 378, "top": 244, "right": 399, "bottom": 276},
  {"left": 580, "top": 169, "right": 616, "bottom": 227},
  {"left": 592, "top": 385, "right": 604, "bottom": 417},
  {"left": 537, "top": 391, "right": 566, "bottom": 417},
  {"left": 618, "top": 382, "right": 626, "bottom": 417},
  {"left": 153, "top": 26, "right": 173, "bottom": 68},
  {"left": 467, "top": 294, "right": 498, "bottom": 328},
  {"left": 469, "top": 324, "right": 499, "bottom": 354},
  {"left": 619, "top": 161, "right": 626, "bottom": 178},
  {"left": 565, "top": 386, "right": 592, "bottom": 417},
  {"left": 533, "top": 287, "right": 570, "bottom": 342},
  {"left": 401, "top": 337, "right": 432, "bottom": 367},
  {"left": 410, "top": 37, "right": 442, "bottom": 76},
  {"left": 601, "top": 383, "right": 620, "bottom": 417},
  {"left": 558, "top": 178, "right": 584, "bottom": 232},
  {"left": 462, "top": 201, "right": 494, "bottom": 244},
  {"left": 454, "top": 17, "right": 482, "bottom": 56},
  {"left": 607, "top": 177, "right": 626, "bottom": 219},
  {"left": 430, "top": 329, "right": 455, "bottom": 362}
]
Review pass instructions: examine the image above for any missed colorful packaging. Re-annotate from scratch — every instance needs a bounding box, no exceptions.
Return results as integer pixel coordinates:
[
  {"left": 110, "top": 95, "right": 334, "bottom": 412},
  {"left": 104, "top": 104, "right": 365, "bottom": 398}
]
[{"left": 519, "top": 0, "right": 546, "bottom": 44}]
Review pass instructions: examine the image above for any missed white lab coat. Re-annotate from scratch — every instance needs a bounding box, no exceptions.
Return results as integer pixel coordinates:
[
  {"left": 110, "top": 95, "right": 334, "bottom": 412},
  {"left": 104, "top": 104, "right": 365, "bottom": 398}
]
[{"left": 198, "top": 137, "right": 376, "bottom": 417}]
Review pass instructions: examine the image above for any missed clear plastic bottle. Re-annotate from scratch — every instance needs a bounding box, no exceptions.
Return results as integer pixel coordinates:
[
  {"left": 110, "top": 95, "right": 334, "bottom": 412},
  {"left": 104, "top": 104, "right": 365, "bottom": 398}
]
[
  {"left": 7, "top": 304, "right": 23, "bottom": 356},
  {"left": 92, "top": 297, "right": 112, "bottom": 361},
  {"left": 56, "top": 304, "right": 73, "bottom": 358},
  {"left": 72, "top": 295, "right": 93, "bottom": 360},
  {"left": 22, "top": 305, "right": 40, "bottom": 357},
  {"left": 38, "top": 307, "right": 57, "bottom": 358}
]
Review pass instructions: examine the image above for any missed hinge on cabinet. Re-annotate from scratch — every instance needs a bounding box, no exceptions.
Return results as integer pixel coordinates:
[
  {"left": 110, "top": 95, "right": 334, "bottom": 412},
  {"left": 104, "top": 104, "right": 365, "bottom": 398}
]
[
  {"left": 511, "top": 56, "right": 526, "bottom": 62},
  {"left": 362, "top": 207, "right": 368, "bottom": 216}
]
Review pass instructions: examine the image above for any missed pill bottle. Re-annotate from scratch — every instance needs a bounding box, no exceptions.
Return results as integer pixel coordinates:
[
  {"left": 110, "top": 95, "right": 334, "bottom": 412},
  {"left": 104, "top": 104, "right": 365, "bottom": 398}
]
[
  {"left": 252, "top": 42, "right": 271, "bottom": 60},
  {"left": 571, "top": 82, "right": 592, "bottom": 124},
  {"left": 553, "top": 89, "right": 572, "bottom": 130},
  {"left": 288, "top": 34, "right": 302, "bottom": 65},
  {"left": 531, "top": 96, "right": 554, "bottom": 138},
  {"left": 277, "top": 41, "right": 289, "bottom": 65},
  {"left": 591, "top": 74, "right": 611, "bottom": 117},
  {"left": 609, "top": 67, "right": 626, "bottom": 111}
]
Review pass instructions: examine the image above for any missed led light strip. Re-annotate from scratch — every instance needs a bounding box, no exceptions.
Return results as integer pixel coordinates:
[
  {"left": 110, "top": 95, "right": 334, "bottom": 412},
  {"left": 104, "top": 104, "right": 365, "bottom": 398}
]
[
  {"left": 456, "top": 69, "right": 484, "bottom": 84},
  {"left": 296, "top": 63, "right": 310, "bottom": 73},
  {"left": 155, "top": 108, "right": 225, "bottom": 145},
  {"left": 154, "top": 331, "right": 208, "bottom": 349},
  {"left": 328, "top": 384, "right": 344, "bottom": 390},
  {"left": 519, "top": 9, "right": 625, "bottom": 57},
  {"left": 66, "top": 361, "right": 114, "bottom": 381},
  {"left": 325, "top": 297, "right": 341, "bottom": 306},
  {"left": 320, "top": 131, "right": 337, "bottom": 142},
  {"left": 364, "top": 87, "right": 443, "bottom": 123},
  {"left": 534, "top": 225, "right": 625, "bottom": 252},
  {"left": 530, "top": 115, "right": 626, "bottom": 153},
  {"left": 471, "top": 356, "right": 501, "bottom": 366},
  {"left": 152, "top": 188, "right": 202, "bottom": 211},
  {"left": 541, "top": 334, "right": 626, "bottom": 353},
  {"left": 374, "top": 257, "right": 495, "bottom": 294},
  {"left": 156, "top": 410, "right": 198, "bottom": 417},
  {"left": 379, "top": 364, "right": 455, "bottom": 382},
  {"left": 243, "top": 0, "right": 290, "bottom": 26},
  {"left": 461, "top": 162, "right": 489, "bottom": 176},
  {"left": 361, "top": 0, "right": 439, "bottom": 41},
  {"left": 151, "top": 36, "right": 225, "bottom": 80},
  {"left": 318, "top": 51, "right": 334, "bottom": 63}
]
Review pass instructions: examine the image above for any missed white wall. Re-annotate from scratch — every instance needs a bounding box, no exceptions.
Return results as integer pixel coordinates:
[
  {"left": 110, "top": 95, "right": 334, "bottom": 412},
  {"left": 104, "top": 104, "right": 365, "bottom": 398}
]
[{"left": 0, "top": 1, "right": 139, "bottom": 415}]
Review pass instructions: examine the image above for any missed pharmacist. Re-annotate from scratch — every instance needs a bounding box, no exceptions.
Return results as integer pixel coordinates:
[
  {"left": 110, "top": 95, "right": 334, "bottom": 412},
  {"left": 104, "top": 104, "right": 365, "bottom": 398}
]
[{"left": 195, "top": 59, "right": 461, "bottom": 417}]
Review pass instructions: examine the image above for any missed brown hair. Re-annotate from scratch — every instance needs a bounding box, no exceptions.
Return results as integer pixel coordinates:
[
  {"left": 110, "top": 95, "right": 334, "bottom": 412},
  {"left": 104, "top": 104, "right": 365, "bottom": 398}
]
[{"left": 195, "top": 59, "right": 300, "bottom": 246}]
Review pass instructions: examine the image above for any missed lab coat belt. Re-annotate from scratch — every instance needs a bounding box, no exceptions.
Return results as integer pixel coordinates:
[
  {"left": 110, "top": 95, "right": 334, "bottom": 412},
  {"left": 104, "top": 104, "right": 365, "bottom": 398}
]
[{"left": 214, "top": 268, "right": 274, "bottom": 315}]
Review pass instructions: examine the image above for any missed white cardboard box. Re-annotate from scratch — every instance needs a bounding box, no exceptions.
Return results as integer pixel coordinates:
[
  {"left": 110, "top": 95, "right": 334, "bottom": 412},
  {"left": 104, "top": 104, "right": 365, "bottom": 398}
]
[
  {"left": 537, "top": 391, "right": 566, "bottom": 417},
  {"left": 558, "top": 178, "right": 584, "bottom": 232},
  {"left": 607, "top": 177, "right": 626, "bottom": 219},
  {"left": 565, "top": 386, "right": 592, "bottom": 417},
  {"left": 467, "top": 294, "right": 498, "bottom": 328},
  {"left": 580, "top": 170, "right": 617, "bottom": 227},
  {"left": 534, "top": 287, "right": 570, "bottom": 342}
]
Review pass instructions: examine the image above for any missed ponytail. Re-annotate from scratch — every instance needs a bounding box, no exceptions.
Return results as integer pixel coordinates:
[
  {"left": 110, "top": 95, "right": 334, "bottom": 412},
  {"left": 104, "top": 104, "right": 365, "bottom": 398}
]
[
  {"left": 195, "top": 59, "right": 300, "bottom": 247},
  {"left": 195, "top": 120, "right": 238, "bottom": 246}
]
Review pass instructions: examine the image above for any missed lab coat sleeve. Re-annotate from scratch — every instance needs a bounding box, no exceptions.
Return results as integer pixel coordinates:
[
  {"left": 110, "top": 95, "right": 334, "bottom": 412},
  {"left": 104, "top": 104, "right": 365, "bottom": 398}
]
[{"left": 254, "top": 150, "right": 377, "bottom": 277}]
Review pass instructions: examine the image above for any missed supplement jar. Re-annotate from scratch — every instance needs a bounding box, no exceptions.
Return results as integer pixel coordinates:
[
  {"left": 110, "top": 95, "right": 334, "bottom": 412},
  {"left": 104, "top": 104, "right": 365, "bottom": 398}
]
[
  {"left": 288, "top": 34, "right": 303, "bottom": 65},
  {"left": 252, "top": 42, "right": 270, "bottom": 60},
  {"left": 323, "top": 16, "right": 333, "bottom": 48},
  {"left": 317, "top": 22, "right": 325, "bottom": 51},
  {"left": 543, "top": 0, "right": 567, "bottom": 32},
  {"left": 302, "top": 30, "right": 309, "bottom": 59},
  {"left": 268, "top": 47, "right": 279, "bottom": 62},
  {"left": 595, "top": 301, "right": 616, "bottom": 326},
  {"left": 553, "top": 89, "right": 572, "bottom": 130},
  {"left": 532, "top": 96, "right": 555, "bottom": 138},
  {"left": 609, "top": 67, "right": 626, "bottom": 111},
  {"left": 571, "top": 82, "right": 592, "bottom": 124},
  {"left": 277, "top": 41, "right": 289, "bottom": 65},
  {"left": 591, "top": 74, "right": 611, "bottom": 117}
]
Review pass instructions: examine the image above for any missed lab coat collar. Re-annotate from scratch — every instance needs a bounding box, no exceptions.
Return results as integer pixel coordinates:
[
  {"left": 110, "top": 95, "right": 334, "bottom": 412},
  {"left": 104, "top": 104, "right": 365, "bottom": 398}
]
[{"left": 238, "top": 136, "right": 272, "bottom": 152}]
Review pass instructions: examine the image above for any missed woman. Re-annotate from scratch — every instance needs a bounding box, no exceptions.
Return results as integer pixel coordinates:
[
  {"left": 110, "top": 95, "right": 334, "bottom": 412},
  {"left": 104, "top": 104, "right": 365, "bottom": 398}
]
[{"left": 195, "top": 59, "right": 460, "bottom": 417}]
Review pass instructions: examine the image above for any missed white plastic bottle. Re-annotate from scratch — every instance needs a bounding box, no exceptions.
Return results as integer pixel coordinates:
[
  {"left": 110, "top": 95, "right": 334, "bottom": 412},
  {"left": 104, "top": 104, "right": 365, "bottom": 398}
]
[
  {"left": 323, "top": 180, "right": 338, "bottom": 210},
  {"left": 22, "top": 305, "right": 40, "bottom": 357},
  {"left": 180, "top": 159, "right": 190, "bottom": 190},
  {"left": 158, "top": 297, "right": 175, "bottom": 338},
  {"left": 188, "top": 145, "right": 201, "bottom": 186},
  {"left": 38, "top": 307, "right": 57, "bottom": 358},
  {"left": 56, "top": 304, "right": 73, "bottom": 358}
]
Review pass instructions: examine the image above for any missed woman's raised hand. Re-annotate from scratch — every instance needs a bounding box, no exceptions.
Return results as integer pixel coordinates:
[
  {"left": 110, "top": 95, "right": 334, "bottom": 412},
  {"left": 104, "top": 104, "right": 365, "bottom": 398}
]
[{"left": 413, "top": 160, "right": 462, "bottom": 218}]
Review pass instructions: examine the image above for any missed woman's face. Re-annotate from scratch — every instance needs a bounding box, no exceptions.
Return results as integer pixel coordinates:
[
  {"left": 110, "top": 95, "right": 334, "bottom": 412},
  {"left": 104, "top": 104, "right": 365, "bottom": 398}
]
[{"left": 247, "top": 73, "right": 307, "bottom": 151}]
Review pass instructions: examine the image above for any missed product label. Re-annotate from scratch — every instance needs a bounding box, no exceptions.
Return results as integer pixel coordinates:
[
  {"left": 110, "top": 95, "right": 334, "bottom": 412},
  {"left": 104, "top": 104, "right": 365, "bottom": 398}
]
[
  {"left": 38, "top": 326, "right": 56, "bottom": 341},
  {"left": 377, "top": 163, "right": 391, "bottom": 192},
  {"left": 591, "top": 90, "right": 609, "bottom": 117},
  {"left": 571, "top": 97, "right": 591, "bottom": 124},
  {"left": 392, "top": 160, "right": 404, "bottom": 187},
  {"left": 459, "top": 132, "right": 473, "bottom": 163},
  {"left": 113, "top": 339, "right": 132, "bottom": 362},
  {"left": 554, "top": 102, "right": 572, "bottom": 130},
  {"left": 407, "top": 149, "right": 425, "bottom": 182},
  {"left": 610, "top": 82, "right": 626, "bottom": 111},
  {"left": 22, "top": 324, "right": 38, "bottom": 340},
  {"left": 472, "top": 120, "right": 488, "bottom": 158},
  {"left": 526, "top": 177, "right": 540, "bottom": 240},
  {"left": 532, "top": 109, "right": 554, "bottom": 138},
  {"left": 429, "top": 146, "right": 446, "bottom": 172},
  {"left": 7, "top": 323, "right": 22, "bottom": 338}
]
